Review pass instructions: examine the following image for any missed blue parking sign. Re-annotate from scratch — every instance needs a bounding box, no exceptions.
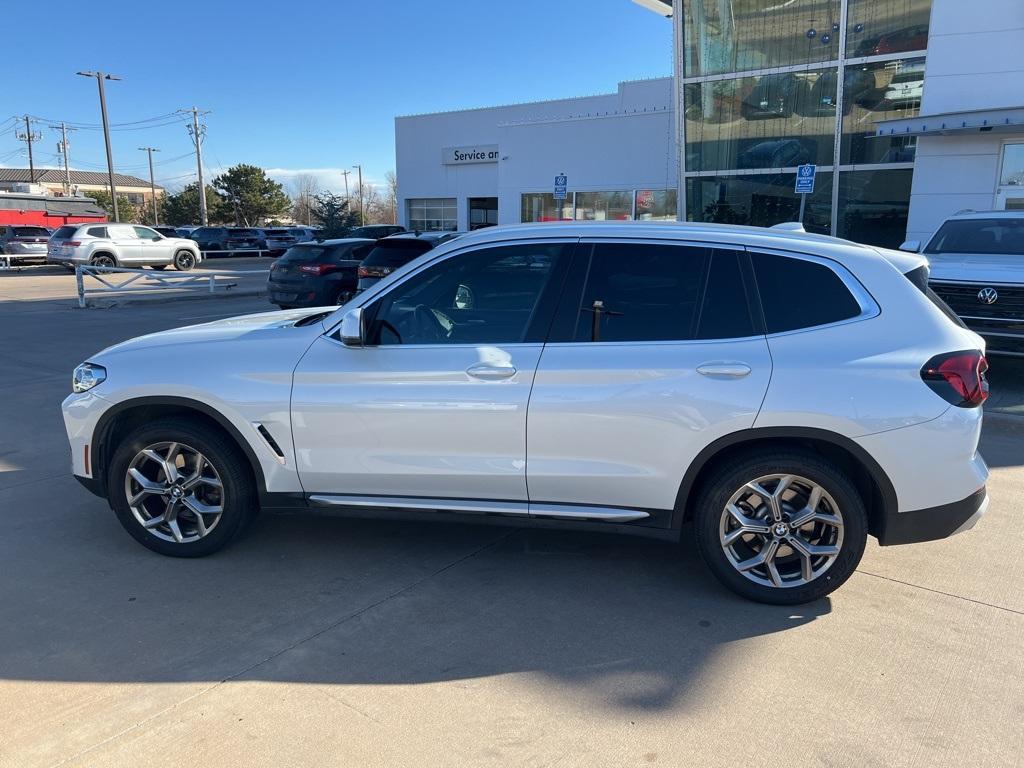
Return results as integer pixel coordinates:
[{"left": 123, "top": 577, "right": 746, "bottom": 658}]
[
  {"left": 554, "top": 174, "right": 568, "bottom": 200},
  {"left": 795, "top": 164, "right": 816, "bottom": 194}
]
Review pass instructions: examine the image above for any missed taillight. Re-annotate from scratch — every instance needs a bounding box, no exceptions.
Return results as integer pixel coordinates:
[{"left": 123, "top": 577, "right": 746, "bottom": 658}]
[
  {"left": 65, "top": 241, "right": 81, "bottom": 247},
  {"left": 299, "top": 263, "right": 335, "bottom": 276},
  {"left": 357, "top": 265, "right": 392, "bottom": 279},
  {"left": 921, "top": 351, "right": 989, "bottom": 408}
]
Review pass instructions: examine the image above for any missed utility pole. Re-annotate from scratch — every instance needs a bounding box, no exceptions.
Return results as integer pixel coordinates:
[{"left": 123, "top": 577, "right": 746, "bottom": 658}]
[
  {"left": 180, "top": 107, "right": 210, "bottom": 225},
  {"left": 15, "top": 116, "right": 42, "bottom": 183},
  {"left": 353, "top": 164, "right": 363, "bottom": 226},
  {"left": 340, "top": 169, "right": 350, "bottom": 202},
  {"left": 138, "top": 146, "right": 160, "bottom": 225},
  {"left": 49, "top": 122, "right": 76, "bottom": 195},
  {"left": 76, "top": 71, "right": 122, "bottom": 221}
]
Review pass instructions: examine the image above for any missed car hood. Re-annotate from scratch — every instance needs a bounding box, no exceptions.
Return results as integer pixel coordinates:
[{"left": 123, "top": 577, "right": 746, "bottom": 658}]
[
  {"left": 926, "top": 252, "right": 1024, "bottom": 285},
  {"left": 92, "top": 307, "right": 337, "bottom": 359}
]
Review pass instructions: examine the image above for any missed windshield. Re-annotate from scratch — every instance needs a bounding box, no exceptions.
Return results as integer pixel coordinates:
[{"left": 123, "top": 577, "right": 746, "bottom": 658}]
[
  {"left": 52, "top": 225, "right": 78, "bottom": 239},
  {"left": 925, "top": 218, "right": 1024, "bottom": 256}
]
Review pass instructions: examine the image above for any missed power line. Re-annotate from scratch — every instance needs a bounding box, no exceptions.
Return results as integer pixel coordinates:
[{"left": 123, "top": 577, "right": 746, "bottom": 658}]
[{"left": 25, "top": 111, "right": 185, "bottom": 130}]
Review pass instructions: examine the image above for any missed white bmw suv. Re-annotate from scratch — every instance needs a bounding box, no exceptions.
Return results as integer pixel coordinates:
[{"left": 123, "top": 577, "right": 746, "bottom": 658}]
[{"left": 62, "top": 222, "right": 990, "bottom": 604}]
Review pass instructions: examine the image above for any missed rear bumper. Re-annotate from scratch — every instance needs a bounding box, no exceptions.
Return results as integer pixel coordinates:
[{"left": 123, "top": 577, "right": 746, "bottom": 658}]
[{"left": 878, "top": 486, "right": 988, "bottom": 545}]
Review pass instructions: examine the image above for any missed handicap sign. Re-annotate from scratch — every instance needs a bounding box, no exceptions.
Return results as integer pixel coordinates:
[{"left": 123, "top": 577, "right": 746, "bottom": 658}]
[
  {"left": 795, "top": 164, "right": 816, "bottom": 194},
  {"left": 554, "top": 173, "right": 568, "bottom": 200}
]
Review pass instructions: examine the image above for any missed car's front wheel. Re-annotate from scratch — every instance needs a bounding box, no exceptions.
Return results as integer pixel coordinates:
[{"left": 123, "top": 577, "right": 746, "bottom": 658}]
[
  {"left": 108, "top": 418, "right": 256, "bottom": 557},
  {"left": 693, "top": 450, "right": 867, "bottom": 604},
  {"left": 174, "top": 250, "right": 196, "bottom": 271}
]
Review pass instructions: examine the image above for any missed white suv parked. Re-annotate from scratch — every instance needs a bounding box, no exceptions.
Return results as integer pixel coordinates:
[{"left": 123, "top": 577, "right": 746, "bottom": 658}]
[
  {"left": 62, "top": 222, "right": 990, "bottom": 604},
  {"left": 48, "top": 223, "right": 202, "bottom": 271}
]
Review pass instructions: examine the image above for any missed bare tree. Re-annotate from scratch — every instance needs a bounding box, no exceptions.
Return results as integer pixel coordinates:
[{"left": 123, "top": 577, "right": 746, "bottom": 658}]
[
  {"left": 353, "top": 181, "right": 389, "bottom": 224},
  {"left": 291, "top": 173, "right": 320, "bottom": 226},
  {"left": 384, "top": 170, "right": 398, "bottom": 224}
]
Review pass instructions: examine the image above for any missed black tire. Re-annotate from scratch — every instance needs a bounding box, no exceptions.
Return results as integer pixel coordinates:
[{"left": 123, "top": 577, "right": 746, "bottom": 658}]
[
  {"left": 90, "top": 253, "right": 117, "bottom": 268},
  {"left": 107, "top": 417, "right": 257, "bottom": 557},
  {"left": 174, "top": 250, "right": 196, "bottom": 271},
  {"left": 692, "top": 449, "right": 868, "bottom": 605},
  {"left": 150, "top": 264, "right": 167, "bottom": 270},
  {"left": 335, "top": 289, "right": 353, "bottom": 306}
]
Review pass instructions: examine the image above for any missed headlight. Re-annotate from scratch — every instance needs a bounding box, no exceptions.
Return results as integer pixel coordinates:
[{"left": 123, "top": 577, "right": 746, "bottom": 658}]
[{"left": 72, "top": 362, "right": 106, "bottom": 393}]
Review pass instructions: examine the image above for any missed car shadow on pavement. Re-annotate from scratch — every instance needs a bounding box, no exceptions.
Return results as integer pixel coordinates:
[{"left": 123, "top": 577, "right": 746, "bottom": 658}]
[{"left": 0, "top": 491, "right": 829, "bottom": 714}]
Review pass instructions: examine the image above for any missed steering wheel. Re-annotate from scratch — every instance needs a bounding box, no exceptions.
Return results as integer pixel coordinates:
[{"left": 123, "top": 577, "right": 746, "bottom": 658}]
[{"left": 412, "top": 305, "right": 452, "bottom": 342}]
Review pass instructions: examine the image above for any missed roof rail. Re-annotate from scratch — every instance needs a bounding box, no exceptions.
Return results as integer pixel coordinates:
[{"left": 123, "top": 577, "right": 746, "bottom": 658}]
[{"left": 769, "top": 222, "right": 806, "bottom": 233}]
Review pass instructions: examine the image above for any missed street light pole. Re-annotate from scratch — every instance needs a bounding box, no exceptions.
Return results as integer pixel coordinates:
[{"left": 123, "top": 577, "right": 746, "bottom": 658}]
[
  {"left": 353, "top": 164, "right": 363, "bottom": 226},
  {"left": 138, "top": 146, "right": 160, "bottom": 225},
  {"left": 77, "top": 70, "right": 121, "bottom": 222}
]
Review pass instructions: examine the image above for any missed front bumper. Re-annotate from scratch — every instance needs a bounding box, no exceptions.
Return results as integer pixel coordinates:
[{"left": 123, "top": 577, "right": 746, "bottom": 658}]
[{"left": 878, "top": 486, "right": 988, "bottom": 545}]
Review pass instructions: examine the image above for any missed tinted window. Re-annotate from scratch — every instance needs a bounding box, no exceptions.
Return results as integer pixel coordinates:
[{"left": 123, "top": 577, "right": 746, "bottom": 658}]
[
  {"left": 86, "top": 227, "right": 109, "bottom": 238},
  {"left": 362, "top": 240, "right": 435, "bottom": 268},
  {"left": 13, "top": 226, "right": 50, "bottom": 237},
  {"left": 924, "top": 218, "right": 1024, "bottom": 256},
  {"left": 752, "top": 252, "right": 861, "bottom": 333},
  {"left": 53, "top": 225, "right": 78, "bottom": 239},
  {"left": 572, "top": 243, "right": 710, "bottom": 342},
  {"left": 695, "top": 250, "right": 755, "bottom": 339},
  {"left": 370, "top": 243, "right": 568, "bottom": 346}
]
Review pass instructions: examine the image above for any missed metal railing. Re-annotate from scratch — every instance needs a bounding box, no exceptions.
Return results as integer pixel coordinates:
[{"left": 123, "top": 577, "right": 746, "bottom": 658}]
[{"left": 75, "top": 264, "right": 266, "bottom": 308}]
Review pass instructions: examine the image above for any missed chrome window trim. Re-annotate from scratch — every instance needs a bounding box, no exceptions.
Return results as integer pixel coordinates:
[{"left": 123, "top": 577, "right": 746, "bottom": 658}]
[{"left": 746, "top": 246, "right": 881, "bottom": 337}]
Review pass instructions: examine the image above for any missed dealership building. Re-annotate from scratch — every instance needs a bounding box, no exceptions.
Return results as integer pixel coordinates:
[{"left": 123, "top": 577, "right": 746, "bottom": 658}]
[{"left": 395, "top": 0, "right": 1023, "bottom": 248}]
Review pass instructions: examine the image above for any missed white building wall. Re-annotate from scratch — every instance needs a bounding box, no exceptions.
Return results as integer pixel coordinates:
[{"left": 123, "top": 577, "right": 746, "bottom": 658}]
[
  {"left": 904, "top": 0, "right": 1024, "bottom": 243},
  {"left": 395, "top": 78, "right": 674, "bottom": 230}
]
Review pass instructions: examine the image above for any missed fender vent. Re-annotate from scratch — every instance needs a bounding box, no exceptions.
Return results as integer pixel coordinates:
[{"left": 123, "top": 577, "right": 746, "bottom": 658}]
[{"left": 255, "top": 423, "right": 286, "bottom": 461}]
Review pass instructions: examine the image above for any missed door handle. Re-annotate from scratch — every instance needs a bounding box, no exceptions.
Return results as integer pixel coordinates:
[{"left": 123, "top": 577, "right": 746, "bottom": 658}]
[
  {"left": 696, "top": 362, "right": 751, "bottom": 378},
  {"left": 466, "top": 363, "right": 517, "bottom": 381}
]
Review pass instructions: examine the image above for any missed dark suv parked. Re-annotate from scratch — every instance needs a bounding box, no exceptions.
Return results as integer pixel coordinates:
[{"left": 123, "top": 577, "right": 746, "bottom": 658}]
[
  {"left": 189, "top": 227, "right": 230, "bottom": 252},
  {"left": 0, "top": 225, "right": 51, "bottom": 263},
  {"left": 356, "top": 231, "right": 464, "bottom": 292},
  {"left": 267, "top": 238, "right": 375, "bottom": 308},
  {"left": 347, "top": 224, "right": 405, "bottom": 239}
]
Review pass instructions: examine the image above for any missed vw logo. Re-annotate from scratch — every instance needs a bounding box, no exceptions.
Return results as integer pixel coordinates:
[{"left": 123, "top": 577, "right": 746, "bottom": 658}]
[{"left": 977, "top": 287, "right": 999, "bottom": 305}]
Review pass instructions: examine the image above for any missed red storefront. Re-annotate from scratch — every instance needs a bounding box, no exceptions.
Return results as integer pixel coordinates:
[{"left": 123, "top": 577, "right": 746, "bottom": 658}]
[{"left": 0, "top": 193, "right": 107, "bottom": 228}]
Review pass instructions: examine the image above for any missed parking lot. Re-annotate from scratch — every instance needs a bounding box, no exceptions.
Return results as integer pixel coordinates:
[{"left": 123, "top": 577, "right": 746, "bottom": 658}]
[{"left": 1, "top": 277, "right": 1023, "bottom": 767}]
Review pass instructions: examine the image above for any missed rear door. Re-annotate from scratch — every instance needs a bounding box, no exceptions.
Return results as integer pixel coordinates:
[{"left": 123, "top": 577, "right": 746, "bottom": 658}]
[
  {"left": 526, "top": 239, "right": 773, "bottom": 521},
  {"left": 107, "top": 225, "right": 143, "bottom": 264}
]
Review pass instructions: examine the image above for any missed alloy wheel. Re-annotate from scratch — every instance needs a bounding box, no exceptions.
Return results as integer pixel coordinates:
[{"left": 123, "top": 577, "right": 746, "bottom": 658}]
[
  {"left": 175, "top": 251, "right": 196, "bottom": 270},
  {"left": 718, "top": 473, "right": 844, "bottom": 588},
  {"left": 92, "top": 255, "right": 115, "bottom": 268},
  {"left": 124, "top": 441, "right": 224, "bottom": 544}
]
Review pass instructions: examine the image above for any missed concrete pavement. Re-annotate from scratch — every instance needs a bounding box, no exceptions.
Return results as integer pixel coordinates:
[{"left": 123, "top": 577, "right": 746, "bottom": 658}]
[{"left": 0, "top": 288, "right": 1022, "bottom": 768}]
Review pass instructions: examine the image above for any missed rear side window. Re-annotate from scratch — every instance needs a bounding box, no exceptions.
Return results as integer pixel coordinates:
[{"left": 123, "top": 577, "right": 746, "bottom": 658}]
[
  {"left": 752, "top": 252, "right": 862, "bottom": 334},
  {"left": 87, "top": 227, "right": 108, "bottom": 238},
  {"left": 563, "top": 243, "right": 754, "bottom": 343}
]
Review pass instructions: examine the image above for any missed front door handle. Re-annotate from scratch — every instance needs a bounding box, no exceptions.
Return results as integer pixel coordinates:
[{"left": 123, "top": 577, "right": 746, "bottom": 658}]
[
  {"left": 466, "top": 363, "right": 517, "bottom": 381},
  {"left": 697, "top": 362, "right": 751, "bottom": 378}
]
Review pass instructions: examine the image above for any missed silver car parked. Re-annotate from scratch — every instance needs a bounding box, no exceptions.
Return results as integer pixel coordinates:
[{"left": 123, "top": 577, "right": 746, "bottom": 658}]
[{"left": 48, "top": 223, "right": 203, "bottom": 271}]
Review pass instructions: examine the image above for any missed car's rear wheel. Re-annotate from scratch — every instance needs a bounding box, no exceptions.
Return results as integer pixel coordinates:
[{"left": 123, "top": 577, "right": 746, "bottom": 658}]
[
  {"left": 90, "top": 254, "right": 117, "bottom": 268},
  {"left": 693, "top": 450, "right": 867, "bottom": 604},
  {"left": 108, "top": 418, "right": 257, "bottom": 557},
  {"left": 174, "top": 250, "right": 196, "bottom": 271}
]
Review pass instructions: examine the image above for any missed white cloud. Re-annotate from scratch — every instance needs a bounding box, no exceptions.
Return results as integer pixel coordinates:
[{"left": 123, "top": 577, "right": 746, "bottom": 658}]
[{"left": 263, "top": 167, "right": 386, "bottom": 194}]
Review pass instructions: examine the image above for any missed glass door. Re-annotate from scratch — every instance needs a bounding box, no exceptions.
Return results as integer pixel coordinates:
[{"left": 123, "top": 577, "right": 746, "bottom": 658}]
[{"left": 996, "top": 142, "right": 1024, "bottom": 209}]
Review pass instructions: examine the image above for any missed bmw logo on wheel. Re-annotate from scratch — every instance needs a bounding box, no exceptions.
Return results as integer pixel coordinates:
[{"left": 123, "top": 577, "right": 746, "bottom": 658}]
[{"left": 977, "top": 287, "right": 999, "bottom": 305}]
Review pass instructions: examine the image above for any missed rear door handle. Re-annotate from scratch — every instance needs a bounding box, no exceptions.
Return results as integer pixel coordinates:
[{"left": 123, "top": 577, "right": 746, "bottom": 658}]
[
  {"left": 696, "top": 362, "right": 751, "bottom": 378},
  {"left": 466, "top": 363, "right": 517, "bottom": 381}
]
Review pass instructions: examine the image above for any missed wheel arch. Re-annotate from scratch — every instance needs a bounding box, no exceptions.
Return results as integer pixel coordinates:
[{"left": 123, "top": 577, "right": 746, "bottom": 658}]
[
  {"left": 91, "top": 396, "right": 267, "bottom": 500},
  {"left": 673, "top": 427, "right": 897, "bottom": 540}
]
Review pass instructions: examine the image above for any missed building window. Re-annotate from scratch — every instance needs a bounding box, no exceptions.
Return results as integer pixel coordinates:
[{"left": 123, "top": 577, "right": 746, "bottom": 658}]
[
  {"left": 574, "top": 191, "right": 633, "bottom": 221},
  {"left": 407, "top": 198, "right": 457, "bottom": 231},
  {"left": 686, "top": 172, "right": 834, "bottom": 235},
  {"left": 841, "top": 57, "right": 924, "bottom": 164},
  {"left": 846, "top": 0, "right": 931, "bottom": 58},
  {"left": 635, "top": 189, "right": 677, "bottom": 220},
  {"left": 521, "top": 193, "right": 574, "bottom": 223},
  {"left": 836, "top": 168, "right": 912, "bottom": 248}
]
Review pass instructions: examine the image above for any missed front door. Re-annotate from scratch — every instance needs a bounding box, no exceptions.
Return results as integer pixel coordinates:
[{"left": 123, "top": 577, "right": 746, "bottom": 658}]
[
  {"left": 291, "top": 239, "right": 575, "bottom": 501},
  {"left": 106, "top": 224, "right": 143, "bottom": 264},
  {"left": 526, "top": 240, "right": 773, "bottom": 519}
]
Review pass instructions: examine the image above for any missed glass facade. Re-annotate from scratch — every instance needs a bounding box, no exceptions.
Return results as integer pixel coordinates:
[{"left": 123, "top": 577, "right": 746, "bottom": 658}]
[
  {"left": 407, "top": 198, "right": 457, "bottom": 231},
  {"left": 521, "top": 190, "right": 678, "bottom": 223},
  {"left": 574, "top": 191, "right": 633, "bottom": 221},
  {"left": 681, "top": 0, "right": 931, "bottom": 246}
]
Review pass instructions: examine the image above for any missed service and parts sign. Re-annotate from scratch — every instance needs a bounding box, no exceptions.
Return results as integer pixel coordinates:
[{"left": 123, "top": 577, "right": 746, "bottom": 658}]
[{"left": 442, "top": 145, "right": 499, "bottom": 165}]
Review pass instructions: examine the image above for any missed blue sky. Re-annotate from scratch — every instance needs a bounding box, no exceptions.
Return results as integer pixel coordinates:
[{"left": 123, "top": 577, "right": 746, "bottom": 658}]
[{"left": 1, "top": 0, "right": 671, "bottom": 196}]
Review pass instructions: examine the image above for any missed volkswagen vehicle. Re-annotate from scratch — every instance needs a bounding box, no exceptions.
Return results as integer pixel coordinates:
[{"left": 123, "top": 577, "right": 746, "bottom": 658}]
[
  {"left": 906, "top": 210, "right": 1024, "bottom": 356},
  {"left": 356, "top": 231, "right": 464, "bottom": 292},
  {"left": 267, "top": 238, "right": 375, "bottom": 308},
  {"left": 0, "top": 225, "right": 51, "bottom": 263},
  {"left": 265, "top": 227, "right": 319, "bottom": 256},
  {"left": 62, "top": 222, "right": 988, "bottom": 605},
  {"left": 47, "top": 223, "right": 202, "bottom": 270},
  {"left": 347, "top": 224, "right": 406, "bottom": 239},
  {"left": 188, "top": 227, "right": 231, "bottom": 252}
]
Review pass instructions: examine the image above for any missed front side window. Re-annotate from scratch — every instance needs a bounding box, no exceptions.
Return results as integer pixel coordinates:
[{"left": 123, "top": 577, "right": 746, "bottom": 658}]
[
  {"left": 108, "top": 225, "right": 139, "bottom": 240},
  {"left": 751, "top": 252, "right": 862, "bottom": 333},
  {"left": 564, "top": 243, "right": 754, "bottom": 342},
  {"left": 369, "top": 243, "right": 569, "bottom": 346},
  {"left": 134, "top": 226, "right": 159, "bottom": 239}
]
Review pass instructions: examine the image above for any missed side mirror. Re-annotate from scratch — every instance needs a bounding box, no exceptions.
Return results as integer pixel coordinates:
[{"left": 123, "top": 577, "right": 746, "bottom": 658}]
[
  {"left": 899, "top": 240, "right": 921, "bottom": 253},
  {"left": 339, "top": 307, "right": 365, "bottom": 346}
]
